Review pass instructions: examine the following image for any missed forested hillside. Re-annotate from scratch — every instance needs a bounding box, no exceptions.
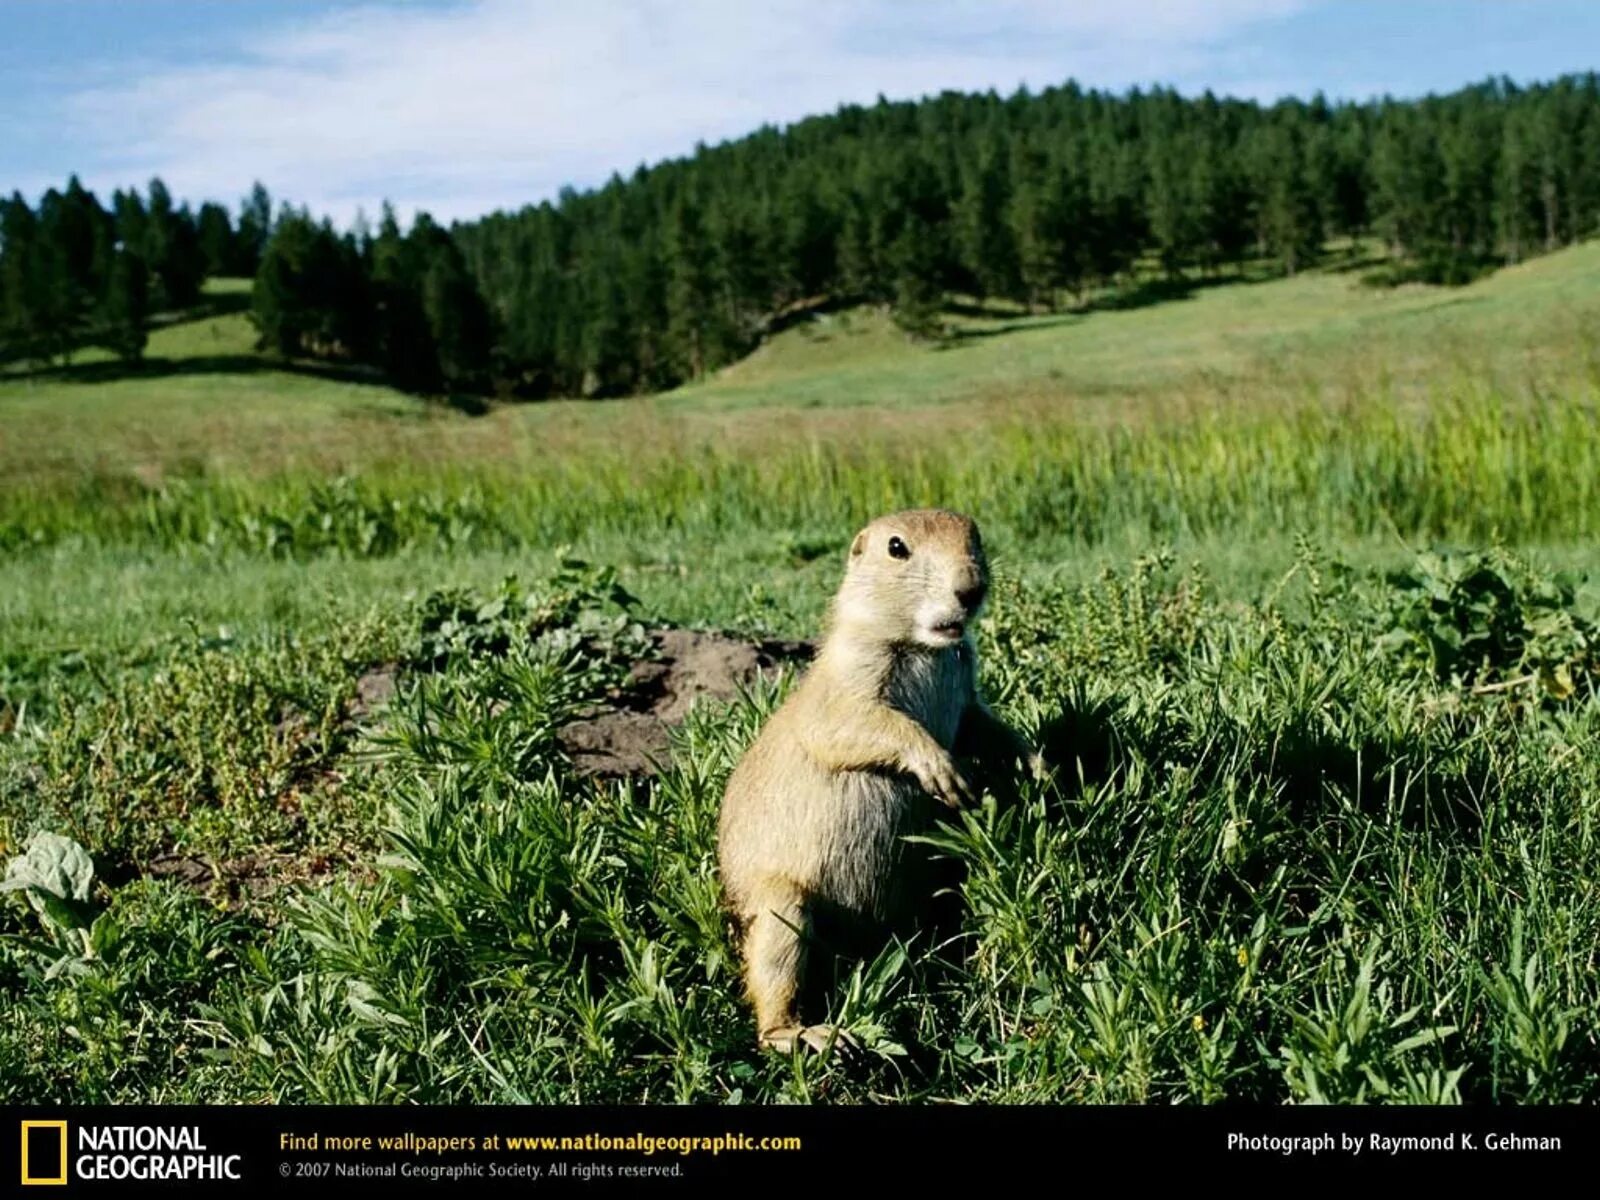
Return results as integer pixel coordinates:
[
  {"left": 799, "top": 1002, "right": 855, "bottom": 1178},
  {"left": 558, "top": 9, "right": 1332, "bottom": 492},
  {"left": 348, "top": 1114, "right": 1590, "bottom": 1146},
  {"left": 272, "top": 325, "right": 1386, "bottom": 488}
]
[{"left": 3, "top": 75, "right": 1597, "bottom": 396}]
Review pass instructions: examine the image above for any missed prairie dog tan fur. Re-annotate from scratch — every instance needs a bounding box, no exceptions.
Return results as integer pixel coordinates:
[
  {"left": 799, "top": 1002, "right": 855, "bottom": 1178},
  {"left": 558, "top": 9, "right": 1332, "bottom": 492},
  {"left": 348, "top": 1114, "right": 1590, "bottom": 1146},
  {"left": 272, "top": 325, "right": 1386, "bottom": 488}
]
[{"left": 718, "top": 509, "right": 1039, "bottom": 1053}]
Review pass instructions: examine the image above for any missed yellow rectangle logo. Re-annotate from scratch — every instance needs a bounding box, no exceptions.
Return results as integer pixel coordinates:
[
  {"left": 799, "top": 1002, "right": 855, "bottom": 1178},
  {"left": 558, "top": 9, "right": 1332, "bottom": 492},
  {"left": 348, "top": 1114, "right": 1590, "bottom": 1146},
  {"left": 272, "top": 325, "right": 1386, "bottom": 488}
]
[{"left": 20, "top": 1121, "right": 68, "bottom": 1187}]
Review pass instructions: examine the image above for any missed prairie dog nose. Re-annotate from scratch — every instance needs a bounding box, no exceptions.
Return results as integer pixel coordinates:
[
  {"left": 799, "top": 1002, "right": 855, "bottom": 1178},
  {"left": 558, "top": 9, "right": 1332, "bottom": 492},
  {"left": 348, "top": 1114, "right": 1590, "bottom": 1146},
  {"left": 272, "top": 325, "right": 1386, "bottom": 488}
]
[{"left": 956, "top": 581, "right": 987, "bottom": 612}]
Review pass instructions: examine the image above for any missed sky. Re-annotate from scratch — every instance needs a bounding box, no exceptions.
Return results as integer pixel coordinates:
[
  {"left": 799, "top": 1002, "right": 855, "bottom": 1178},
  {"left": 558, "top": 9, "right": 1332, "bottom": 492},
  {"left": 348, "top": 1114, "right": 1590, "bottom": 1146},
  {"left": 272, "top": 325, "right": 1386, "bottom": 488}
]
[{"left": 3, "top": 0, "right": 1598, "bottom": 225}]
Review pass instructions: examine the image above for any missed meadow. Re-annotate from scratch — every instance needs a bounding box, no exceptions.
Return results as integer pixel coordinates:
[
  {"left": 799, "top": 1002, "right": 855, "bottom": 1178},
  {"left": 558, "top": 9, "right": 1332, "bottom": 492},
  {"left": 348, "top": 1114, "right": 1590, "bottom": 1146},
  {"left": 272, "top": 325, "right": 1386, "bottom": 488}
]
[{"left": 1, "top": 243, "right": 1598, "bottom": 1103}]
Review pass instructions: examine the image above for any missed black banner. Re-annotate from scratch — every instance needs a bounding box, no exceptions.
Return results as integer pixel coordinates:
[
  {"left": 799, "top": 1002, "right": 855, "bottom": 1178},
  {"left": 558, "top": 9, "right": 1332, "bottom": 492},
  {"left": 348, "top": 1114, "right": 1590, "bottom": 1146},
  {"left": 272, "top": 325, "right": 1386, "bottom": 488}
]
[{"left": 6, "top": 1104, "right": 1590, "bottom": 1190}]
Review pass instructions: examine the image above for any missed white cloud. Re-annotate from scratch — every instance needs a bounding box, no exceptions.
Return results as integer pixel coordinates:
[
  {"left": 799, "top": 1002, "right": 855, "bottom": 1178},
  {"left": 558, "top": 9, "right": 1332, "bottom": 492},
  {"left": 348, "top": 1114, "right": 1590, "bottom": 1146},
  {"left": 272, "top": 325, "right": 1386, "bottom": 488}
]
[{"left": 58, "top": 0, "right": 1311, "bottom": 223}]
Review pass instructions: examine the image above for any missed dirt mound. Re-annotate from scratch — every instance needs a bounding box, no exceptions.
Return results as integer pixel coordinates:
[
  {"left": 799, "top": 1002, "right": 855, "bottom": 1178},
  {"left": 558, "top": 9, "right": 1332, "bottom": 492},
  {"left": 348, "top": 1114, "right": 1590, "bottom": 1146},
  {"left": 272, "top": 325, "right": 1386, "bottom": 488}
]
[
  {"left": 559, "top": 628, "right": 811, "bottom": 778},
  {"left": 349, "top": 662, "right": 398, "bottom": 718}
]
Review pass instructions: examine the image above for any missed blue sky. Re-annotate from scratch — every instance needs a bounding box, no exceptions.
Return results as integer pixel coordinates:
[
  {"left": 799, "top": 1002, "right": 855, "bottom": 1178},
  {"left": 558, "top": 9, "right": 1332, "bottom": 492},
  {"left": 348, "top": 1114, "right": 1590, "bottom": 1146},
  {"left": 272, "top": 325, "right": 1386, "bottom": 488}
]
[{"left": 4, "top": 1, "right": 1598, "bottom": 223}]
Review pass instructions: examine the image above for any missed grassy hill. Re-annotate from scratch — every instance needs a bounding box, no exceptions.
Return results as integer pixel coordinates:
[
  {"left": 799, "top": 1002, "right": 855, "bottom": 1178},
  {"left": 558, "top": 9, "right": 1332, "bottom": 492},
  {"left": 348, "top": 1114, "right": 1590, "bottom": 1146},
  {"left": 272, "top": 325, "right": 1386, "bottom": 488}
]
[
  {"left": 4, "top": 240, "right": 1599, "bottom": 487},
  {"left": 1, "top": 245, "right": 1599, "bottom": 1105},
  {"left": 703, "top": 241, "right": 1600, "bottom": 411}
]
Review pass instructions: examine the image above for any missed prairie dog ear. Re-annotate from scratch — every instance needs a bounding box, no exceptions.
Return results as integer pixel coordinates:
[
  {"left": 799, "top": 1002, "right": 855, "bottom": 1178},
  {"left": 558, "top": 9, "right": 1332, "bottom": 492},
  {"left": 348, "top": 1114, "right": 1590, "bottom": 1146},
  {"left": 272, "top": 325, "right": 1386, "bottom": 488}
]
[{"left": 848, "top": 530, "right": 868, "bottom": 560}]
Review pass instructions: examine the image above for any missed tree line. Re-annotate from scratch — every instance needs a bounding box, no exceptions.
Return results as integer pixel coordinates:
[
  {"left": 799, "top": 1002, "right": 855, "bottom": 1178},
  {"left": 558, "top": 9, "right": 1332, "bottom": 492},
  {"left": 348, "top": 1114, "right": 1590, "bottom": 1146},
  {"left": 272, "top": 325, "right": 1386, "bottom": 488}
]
[
  {"left": 0, "top": 180, "right": 270, "bottom": 366},
  {"left": 3, "top": 74, "right": 1597, "bottom": 393}
]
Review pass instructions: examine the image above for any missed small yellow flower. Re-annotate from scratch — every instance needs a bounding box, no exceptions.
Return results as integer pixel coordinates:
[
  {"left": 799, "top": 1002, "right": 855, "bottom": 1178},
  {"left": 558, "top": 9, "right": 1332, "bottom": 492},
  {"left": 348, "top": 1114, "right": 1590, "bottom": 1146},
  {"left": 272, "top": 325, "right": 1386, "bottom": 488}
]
[
  {"left": 1191, "top": 1014, "right": 1206, "bottom": 1032},
  {"left": 1236, "top": 946, "right": 1249, "bottom": 967}
]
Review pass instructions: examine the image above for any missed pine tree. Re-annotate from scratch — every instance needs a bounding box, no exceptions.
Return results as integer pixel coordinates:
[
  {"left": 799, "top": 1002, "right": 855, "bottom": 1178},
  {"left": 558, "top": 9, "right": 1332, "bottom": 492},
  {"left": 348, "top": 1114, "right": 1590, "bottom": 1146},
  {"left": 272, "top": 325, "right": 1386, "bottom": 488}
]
[
  {"left": 1328, "top": 110, "right": 1372, "bottom": 243},
  {"left": 578, "top": 261, "right": 633, "bottom": 397},
  {"left": 113, "top": 190, "right": 149, "bottom": 266},
  {"left": 954, "top": 144, "right": 1019, "bottom": 300},
  {"left": 835, "top": 187, "right": 880, "bottom": 301},
  {"left": 1250, "top": 118, "right": 1322, "bottom": 275},
  {"left": 711, "top": 199, "right": 771, "bottom": 352},
  {"left": 50, "top": 177, "right": 103, "bottom": 299},
  {"left": 144, "top": 179, "right": 205, "bottom": 309},
  {"left": 1301, "top": 95, "right": 1352, "bottom": 244},
  {"left": 0, "top": 194, "right": 43, "bottom": 364},
  {"left": 1189, "top": 131, "right": 1252, "bottom": 274},
  {"left": 1008, "top": 141, "right": 1091, "bottom": 310},
  {"left": 251, "top": 212, "right": 310, "bottom": 357},
  {"left": 664, "top": 193, "right": 722, "bottom": 379},
  {"left": 1533, "top": 92, "right": 1573, "bottom": 249},
  {"left": 1496, "top": 105, "right": 1540, "bottom": 263},
  {"left": 777, "top": 179, "right": 838, "bottom": 304},
  {"left": 415, "top": 219, "right": 491, "bottom": 392},
  {"left": 1440, "top": 99, "right": 1497, "bottom": 268},
  {"left": 889, "top": 215, "right": 946, "bottom": 340},
  {"left": 197, "top": 202, "right": 237, "bottom": 277},
  {"left": 236, "top": 183, "right": 273, "bottom": 275},
  {"left": 99, "top": 248, "right": 148, "bottom": 362},
  {"left": 1009, "top": 148, "right": 1060, "bottom": 310},
  {"left": 33, "top": 188, "right": 86, "bottom": 363},
  {"left": 369, "top": 205, "right": 439, "bottom": 391},
  {"left": 1146, "top": 126, "right": 1199, "bottom": 276},
  {"left": 1085, "top": 129, "right": 1143, "bottom": 285},
  {"left": 1573, "top": 74, "right": 1600, "bottom": 241}
]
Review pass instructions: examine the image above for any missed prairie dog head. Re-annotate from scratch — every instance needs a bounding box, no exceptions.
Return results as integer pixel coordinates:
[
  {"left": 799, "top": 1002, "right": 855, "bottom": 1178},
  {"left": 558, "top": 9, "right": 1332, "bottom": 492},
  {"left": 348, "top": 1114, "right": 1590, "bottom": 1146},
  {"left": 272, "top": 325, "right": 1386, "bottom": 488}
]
[{"left": 833, "top": 509, "right": 989, "bottom": 649}]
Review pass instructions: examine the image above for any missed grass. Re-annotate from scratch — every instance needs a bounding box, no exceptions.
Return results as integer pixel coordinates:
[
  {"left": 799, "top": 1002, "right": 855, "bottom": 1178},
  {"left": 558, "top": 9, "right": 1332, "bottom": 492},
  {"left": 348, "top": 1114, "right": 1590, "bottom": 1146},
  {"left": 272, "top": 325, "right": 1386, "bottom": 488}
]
[{"left": 2, "top": 246, "right": 1599, "bottom": 1104}]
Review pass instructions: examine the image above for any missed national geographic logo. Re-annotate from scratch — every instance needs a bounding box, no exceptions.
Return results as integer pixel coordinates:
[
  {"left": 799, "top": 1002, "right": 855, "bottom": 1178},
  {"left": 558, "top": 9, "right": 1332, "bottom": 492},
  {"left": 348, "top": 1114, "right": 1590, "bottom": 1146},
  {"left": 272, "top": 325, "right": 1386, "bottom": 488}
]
[
  {"left": 20, "top": 1121, "right": 242, "bottom": 1185},
  {"left": 20, "top": 1121, "right": 67, "bottom": 1187}
]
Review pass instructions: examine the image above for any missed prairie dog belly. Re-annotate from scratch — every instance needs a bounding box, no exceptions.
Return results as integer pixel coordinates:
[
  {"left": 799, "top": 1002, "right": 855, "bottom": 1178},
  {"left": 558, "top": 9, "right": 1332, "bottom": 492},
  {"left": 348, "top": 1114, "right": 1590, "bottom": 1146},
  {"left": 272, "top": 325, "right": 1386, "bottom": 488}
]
[
  {"left": 813, "top": 644, "right": 973, "bottom": 924},
  {"left": 815, "top": 769, "right": 937, "bottom": 925}
]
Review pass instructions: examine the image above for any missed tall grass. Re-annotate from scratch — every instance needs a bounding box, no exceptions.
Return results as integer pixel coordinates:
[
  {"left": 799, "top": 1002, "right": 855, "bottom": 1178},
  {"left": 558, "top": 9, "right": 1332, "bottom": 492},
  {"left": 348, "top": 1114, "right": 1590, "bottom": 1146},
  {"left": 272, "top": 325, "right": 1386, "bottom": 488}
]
[{"left": 5, "top": 382, "right": 1598, "bottom": 557}]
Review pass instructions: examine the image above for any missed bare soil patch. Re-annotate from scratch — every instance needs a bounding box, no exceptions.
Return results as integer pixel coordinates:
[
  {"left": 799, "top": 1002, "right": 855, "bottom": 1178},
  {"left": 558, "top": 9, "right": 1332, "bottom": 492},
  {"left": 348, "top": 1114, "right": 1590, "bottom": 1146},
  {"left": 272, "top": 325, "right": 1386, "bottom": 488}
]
[{"left": 559, "top": 628, "right": 810, "bottom": 777}]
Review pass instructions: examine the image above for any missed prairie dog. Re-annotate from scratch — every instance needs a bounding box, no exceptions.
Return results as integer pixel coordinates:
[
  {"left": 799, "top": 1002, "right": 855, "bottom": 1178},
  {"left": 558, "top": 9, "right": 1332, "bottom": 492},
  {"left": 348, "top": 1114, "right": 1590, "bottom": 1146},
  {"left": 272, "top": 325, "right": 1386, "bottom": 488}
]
[{"left": 718, "top": 508, "right": 1039, "bottom": 1053}]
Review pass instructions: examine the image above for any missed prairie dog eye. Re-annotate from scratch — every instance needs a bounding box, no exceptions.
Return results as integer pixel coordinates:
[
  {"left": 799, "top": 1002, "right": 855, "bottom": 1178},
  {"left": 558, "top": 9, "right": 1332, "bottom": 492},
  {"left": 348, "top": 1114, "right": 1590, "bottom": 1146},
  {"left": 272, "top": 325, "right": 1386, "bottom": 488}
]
[{"left": 887, "top": 536, "right": 910, "bottom": 560}]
